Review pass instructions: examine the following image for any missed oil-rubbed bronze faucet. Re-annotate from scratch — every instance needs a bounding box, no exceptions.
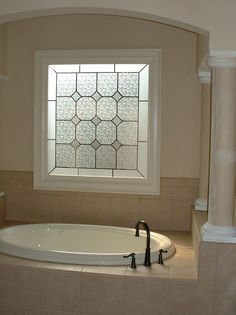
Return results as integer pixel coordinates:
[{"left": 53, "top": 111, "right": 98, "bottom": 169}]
[{"left": 135, "top": 220, "right": 151, "bottom": 266}]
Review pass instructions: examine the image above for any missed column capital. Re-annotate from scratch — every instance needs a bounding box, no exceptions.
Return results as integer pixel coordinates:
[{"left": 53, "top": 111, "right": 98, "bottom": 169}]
[
  {"left": 198, "top": 71, "right": 211, "bottom": 84},
  {"left": 208, "top": 50, "right": 236, "bottom": 68}
]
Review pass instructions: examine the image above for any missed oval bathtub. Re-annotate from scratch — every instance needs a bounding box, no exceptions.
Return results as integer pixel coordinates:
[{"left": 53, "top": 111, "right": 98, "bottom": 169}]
[{"left": 0, "top": 224, "right": 175, "bottom": 265}]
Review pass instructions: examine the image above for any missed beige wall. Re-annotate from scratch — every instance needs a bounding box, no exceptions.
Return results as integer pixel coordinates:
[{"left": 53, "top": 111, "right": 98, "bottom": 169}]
[
  {"left": 0, "top": 14, "right": 201, "bottom": 178},
  {"left": 0, "top": 24, "right": 7, "bottom": 74},
  {"left": 1, "top": 0, "right": 236, "bottom": 52}
]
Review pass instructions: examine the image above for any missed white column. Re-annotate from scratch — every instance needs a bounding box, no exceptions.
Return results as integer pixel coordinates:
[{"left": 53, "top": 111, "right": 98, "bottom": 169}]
[
  {"left": 194, "top": 71, "right": 211, "bottom": 211},
  {"left": 201, "top": 54, "right": 236, "bottom": 243}
]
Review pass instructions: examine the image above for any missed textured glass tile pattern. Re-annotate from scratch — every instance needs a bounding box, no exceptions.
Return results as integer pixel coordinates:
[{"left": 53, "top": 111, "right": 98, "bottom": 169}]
[
  {"left": 48, "top": 63, "right": 149, "bottom": 177},
  {"left": 96, "top": 146, "right": 116, "bottom": 169},
  {"left": 118, "top": 73, "right": 138, "bottom": 96},
  {"left": 98, "top": 73, "right": 117, "bottom": 96},
  {"left": 97, "top": 121, "right": 116, "bottom": 144},
  {"left": 77, "top": 73, "right": 96, "bottom": 96},
  {"left": 118, "top": 97, "right": 138, "bottom": 121},
  {"left": 77, "top": 97, "right": 96, "bottom": 120},
  {"left": 76, "top": 145, "right": 95, "bottom": 168},
  {"left": 97, "top": 97, "right": 116, "bottom": 120},
  {"left": 117, "top": 146, "right": 137, "bottom": 169},
  {"left": 117, "top": 122, "right": 138, "bottom": 145},
  {"left": 56, "top": 145, "right": 75, "bottom": 167},
  {"left": 76, "top": 121, "right": 95, "bottom": 144},
  {"left": 57, "top": 97, "right": 75, "bottom": 120},
  {"left": 56, "top": 121, "right": 75, "bottom": 143},
  {"left": 57, "top": 74, "right": 76, "bottom": 96}
]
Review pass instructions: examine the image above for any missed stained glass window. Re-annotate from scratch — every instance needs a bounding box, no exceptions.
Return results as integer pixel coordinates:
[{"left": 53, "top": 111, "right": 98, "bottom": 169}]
[{"left": 47, "top": 63, "right": 149, "bottom": 179}]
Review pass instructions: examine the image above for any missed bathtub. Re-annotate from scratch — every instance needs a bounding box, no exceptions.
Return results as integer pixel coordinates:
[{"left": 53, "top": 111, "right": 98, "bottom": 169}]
[{"left": 0, "top": 223, "right": 175, "bottom": 265}]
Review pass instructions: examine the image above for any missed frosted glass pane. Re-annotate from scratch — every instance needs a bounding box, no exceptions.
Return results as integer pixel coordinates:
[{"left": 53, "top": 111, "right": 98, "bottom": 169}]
[
  {"left": 97, "top": 121, "right": 116, "bottom": 144},
  {"left": 76, "top": 145, "right": 95, "bottom": 168},
  {"left": 56, "top": 144, "right": 75, "bottom": 167},
  {"left": 77, "top": 73, "right": 96, "bottom": 96},
  {"left": 139, "top": 101, "right": 148, "bottom": 141},
  {"left": 56, "top": 121, "right": 75, "bottom": 143},
  {"left": 48, "top": 140, "right": 55, "bottom": 173},
  {"left": 114, "top": 170, "right": 142, "bottom": 178},
  {"left": 96, "top": 145, "right": 116, "bottom": 169},
  {"left": 48, "top": 66, "right": 56, "bottom": 100},
  {"left": 97, "top": 97, "right": 116, "bottom": 120},
  {"left": 118, "top": 97, "right": 138, "bottom": 121},
  {"left": 138, "top": 142, "right": 147, "bottom": 178},
  {"left": 139, "top": 65, "right": 149, "bottom": 101},
  {"left": 80, "top": 64, "right": 114, "bottom": 72},
  {"left": 57, "top": 97, "right": 75, "bottom": 120},
  {"left": 118, "top": 73, "right": 138, "bottom": 96},
  {"left": 77, "top": 97, "right": 96, "bottom": 120},
  {"left": 115, "top": 64, "right": 146, "bottom": 72},
  {"left": 117, "top": 146, "right": 137, "bottom": 169},
  {"left": 117, "top": 122, "right": 137, "bottom": 145},
  {"left": 79, "top": 169, "right": 112, "bottom": 177},
  {"left": 50, "top": 168, "right": 78, "bottom": 176},
  {"left": 48, "top": 101, "right": 55, "bottom": 139},
  {"left": 76, "top": 121, "right": 95, "bottom": 144},
  {"left": 97, "top": 73, "right": 117, "bottom": 96},
  {"left": 50, "top": 64, "right": 80, "bottom": 72},
  {"left": 57, "top": 73, "right": 76, "bottom": 96}
]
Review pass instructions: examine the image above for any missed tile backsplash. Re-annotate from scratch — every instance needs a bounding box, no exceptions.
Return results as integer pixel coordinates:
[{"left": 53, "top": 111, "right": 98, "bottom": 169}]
[{"left": 0, "top": 171, "right": 199, "bottom": 231}]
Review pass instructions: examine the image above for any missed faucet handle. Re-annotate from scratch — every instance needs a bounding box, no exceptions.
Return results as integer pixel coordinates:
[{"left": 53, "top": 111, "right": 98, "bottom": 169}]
[
  {"left": 123, "top": 253, "right": 137, "bottom": 269},
  {"left": 158, "top": 249, "right": 168, "bottom": 265}
]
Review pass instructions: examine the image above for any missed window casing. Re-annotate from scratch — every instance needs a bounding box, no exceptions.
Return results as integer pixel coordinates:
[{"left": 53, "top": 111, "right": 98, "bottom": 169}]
[{"left": 34, "top": 49, "right": 161, "bottom": 194}]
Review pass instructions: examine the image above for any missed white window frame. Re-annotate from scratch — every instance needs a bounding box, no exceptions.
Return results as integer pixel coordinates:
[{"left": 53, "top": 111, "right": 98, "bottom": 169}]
[{"left": 34, "top": 49, "right": 161, "bottom": 194}]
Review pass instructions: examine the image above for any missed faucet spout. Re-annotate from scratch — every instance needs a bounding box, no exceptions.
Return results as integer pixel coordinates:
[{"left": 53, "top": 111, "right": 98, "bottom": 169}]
[{"left": 135, "top": 220, "right": 151, "bottom": 266}]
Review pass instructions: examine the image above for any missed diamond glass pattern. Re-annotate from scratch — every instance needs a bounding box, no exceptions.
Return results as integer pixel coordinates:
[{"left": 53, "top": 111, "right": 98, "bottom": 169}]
[
  {"left": 77, "top": 73, "right": 96, "bottom": 96},
  {"left": 72, "top": 91, "right": 81, "bottom": 101},
  {"left": 57, "top": 73, "right": 76, "bottom": 96},
  {"left": 112, "top": 116, "right": 122, "bottom": 126},
  {"left": 92, "top": 115, "right": 101, "bottom": 126},
  {"left": 92, "top": 91, "right": 102, "bottom": 101},
  {"left": 97, "top": 121, "right": 116, "bottom": 144},
  {"left": 57, "top": 97, "right": 75, "bottom": 120},
  {"left": 118, "top": 97, "right": 138, "bottom": 121},
  {"left": 112, "top": 140, "right": 122, "bottom": 150},
  {"left": 98, "top": 73, "right": 117, "bottom": 96},
  {"left": 77, "top": 97, "right": 96, "bottom": 120},
  {"left": 117, "top": 122, "right": 138, "bottom": 145},
  {"left": 76, "top": 145, "right": 95, "bottom": 168},
  {"left": 96, "top": 145, "right": 116, "bottom": 169},
  {"left": 118, "top": 73, "right": 138, "bottom": 96},
  {"left": 56, "top": 121, "right": 75, "bottom": 143},
  {"left": 112, "top": 91, "right": 122, "bottom": 102},
  {"left": 76, "top": 121, "right": 95, "bottom": 144},
  {"left": 71, "top": 115, "right": 80, "bottom": 125},
  {"left": 56, "top": 144, "right": 75, "bottom": 167},
  {"left": 91, "top": 140, "right": 101, "bottom": 150},
  {"left": 71, "top": 139, "right": 80, "bottom": 149},
  {"left": 117, "top": 146, "right": 137, "bottom": 169},
  {"left": 97, "top": 97, "right": 116, "bottom": 120},
  {"left": 49, "top": 63, "right": 149, "bottom": 175}
]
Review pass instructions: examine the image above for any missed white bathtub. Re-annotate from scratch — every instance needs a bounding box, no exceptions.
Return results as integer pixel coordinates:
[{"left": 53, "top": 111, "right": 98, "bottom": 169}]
[{"left": 0, "top": 223, "right": 175, "bottom": 265}]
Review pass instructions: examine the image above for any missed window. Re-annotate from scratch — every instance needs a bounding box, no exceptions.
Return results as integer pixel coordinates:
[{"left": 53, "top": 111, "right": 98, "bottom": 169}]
[{"left": 34, "top": 49, "right": 161, "bottom": 194}]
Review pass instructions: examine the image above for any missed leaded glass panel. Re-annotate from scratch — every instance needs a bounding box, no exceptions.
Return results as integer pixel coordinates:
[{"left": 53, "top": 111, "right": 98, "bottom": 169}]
[
  {"left": 97, "top": 97, "right": 116, "bottom": 120},
  {"left": 56, "top": 121, "right": 75, "bottom": 144},
  {"left": 57, "top": 97, "right": 75, "bottom": 120},
  {"left": 77, "top": 97, "right": 96, "bottom": 120},
  {"left": 47, "top": 63, "right": 149, "bottom": 179},
  {"left": 96, "top": 145, "right": 116, "bottom": 169},
  {"left": 56, "top": 144, "right": 75, "bottom": 167}
]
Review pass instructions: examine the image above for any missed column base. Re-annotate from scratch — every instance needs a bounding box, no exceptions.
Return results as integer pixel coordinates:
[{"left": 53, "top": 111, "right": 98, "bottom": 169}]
[
  {"left": 194, "top": 198, "right": 208, "bottom": 211},
  {"left": 201, "top": 222, "right": 236, "bottom": 243}
]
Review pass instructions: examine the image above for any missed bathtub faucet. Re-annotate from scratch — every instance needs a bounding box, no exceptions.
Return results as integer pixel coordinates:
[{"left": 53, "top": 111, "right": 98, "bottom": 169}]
[{"left": 135, "top": 220, "right": 151, "bottom": 266}]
